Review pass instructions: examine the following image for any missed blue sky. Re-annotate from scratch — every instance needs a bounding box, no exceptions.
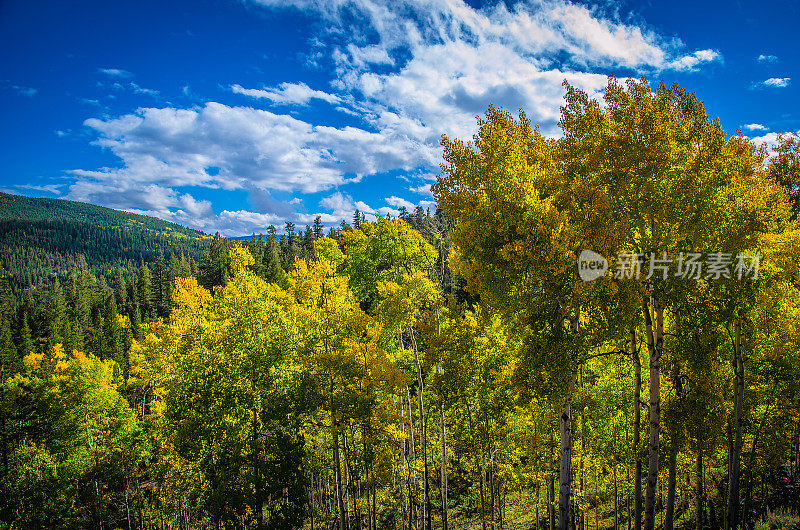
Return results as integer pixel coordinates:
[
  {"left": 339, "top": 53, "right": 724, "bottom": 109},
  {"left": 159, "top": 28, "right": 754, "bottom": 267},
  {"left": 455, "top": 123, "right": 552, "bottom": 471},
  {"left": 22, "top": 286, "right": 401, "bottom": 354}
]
[{"left": 1, "top": 0, "right": 798, "bottom": 236}]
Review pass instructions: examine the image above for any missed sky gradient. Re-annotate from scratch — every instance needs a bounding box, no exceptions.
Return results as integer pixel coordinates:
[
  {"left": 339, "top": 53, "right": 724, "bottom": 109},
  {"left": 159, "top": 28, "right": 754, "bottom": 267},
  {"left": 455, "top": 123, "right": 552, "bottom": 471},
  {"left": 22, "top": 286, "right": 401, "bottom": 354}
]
[{"left": 1, "top": 0, "right": 798, "bottom": 235}]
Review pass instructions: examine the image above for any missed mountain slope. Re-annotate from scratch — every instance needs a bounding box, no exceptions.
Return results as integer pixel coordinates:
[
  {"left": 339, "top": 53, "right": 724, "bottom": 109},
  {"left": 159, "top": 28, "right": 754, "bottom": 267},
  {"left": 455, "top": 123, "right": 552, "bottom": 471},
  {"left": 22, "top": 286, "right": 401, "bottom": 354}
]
[{"left": 0, "top": 192, "right": 210, "bottom": 293}]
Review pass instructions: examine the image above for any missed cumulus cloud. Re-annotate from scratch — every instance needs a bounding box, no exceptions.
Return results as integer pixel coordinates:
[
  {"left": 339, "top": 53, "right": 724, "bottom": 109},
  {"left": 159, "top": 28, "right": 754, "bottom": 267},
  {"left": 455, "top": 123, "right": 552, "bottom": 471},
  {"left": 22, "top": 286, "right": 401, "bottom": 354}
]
[
  {"left": 748, "top": 130, "right": 800, "bottom": 156},
  {"left": 350, "top": 40, "right": 611, "bottom": 140},
  {"left": 385, "top": 196, "right": 417, "bottom": 210},
  {"left": 743, "top": 123, "right": 767, "bottom": 131},
  {"left": 232, "top": 82, "right": 341, "bottom": 105},
  {"left": 670, "top": 49, "right": 721, "bottom": 71},
  {"left": 74, "top": 102, "right": 426, "bottom": 199},
  {"left": 757, "top": 54, "right": 778, "bottom": 63},
  {"left": 70, "top": 0, "right": 726, "bottom": 235}
]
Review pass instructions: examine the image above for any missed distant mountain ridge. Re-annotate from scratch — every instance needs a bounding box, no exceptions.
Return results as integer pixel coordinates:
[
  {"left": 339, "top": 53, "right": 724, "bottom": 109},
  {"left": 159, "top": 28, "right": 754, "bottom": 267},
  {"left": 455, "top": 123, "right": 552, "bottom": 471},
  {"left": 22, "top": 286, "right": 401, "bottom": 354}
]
[
  {"left": 0, "top": 192, "right": 206, "bottom": 237},
  {"left": 0, "top": 192, "right": 210, "bottom": 294}
]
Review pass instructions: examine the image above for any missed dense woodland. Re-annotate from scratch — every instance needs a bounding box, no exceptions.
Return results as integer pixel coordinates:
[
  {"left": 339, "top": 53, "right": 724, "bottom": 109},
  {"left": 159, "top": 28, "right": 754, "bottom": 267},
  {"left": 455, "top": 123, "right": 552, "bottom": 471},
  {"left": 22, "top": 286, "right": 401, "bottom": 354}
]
[
  {"left": 0, "top": 78, "right": 799, "bottom": 530},
  {"left": 0, "top": 192, "right": 210, "bottom": 295}
]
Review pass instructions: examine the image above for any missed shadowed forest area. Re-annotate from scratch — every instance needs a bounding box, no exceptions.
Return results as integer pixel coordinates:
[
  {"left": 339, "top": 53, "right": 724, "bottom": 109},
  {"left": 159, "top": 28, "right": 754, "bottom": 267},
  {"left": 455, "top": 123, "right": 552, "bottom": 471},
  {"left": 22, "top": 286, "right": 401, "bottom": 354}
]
[{"left": 1, "top": 78, "right": 799, "bottom": 530}]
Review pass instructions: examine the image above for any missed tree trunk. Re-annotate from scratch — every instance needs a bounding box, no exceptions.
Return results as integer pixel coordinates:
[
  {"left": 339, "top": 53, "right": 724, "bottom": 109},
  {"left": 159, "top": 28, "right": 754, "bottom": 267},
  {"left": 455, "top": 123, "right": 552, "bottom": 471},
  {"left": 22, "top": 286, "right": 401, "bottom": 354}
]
[
  {"left": 665, "top": 452, "right": 677, "bottom": 530},
  {"left": 726, "top": 317, "right": 744, "bottom": 530},
  {"left": 252, "top": 372, "right": 264, "bottom": 529},
  {"left": 537, "top": 480, "right": 541, "bottom": 530},
  {"left": 559, "top": 391, "right": 573, "bottom": 530},
  {"left": 642, "top": 299, "right": 663, "bottom": 530},
  {"left": 614, "top": 465, "right": 619, "bottom": 530},
  {"left": 343, "top": 429, "right": 355, "bottom": 530},
  {"left": 410, "top": 328, "right": 431, "bottom": 530},
  {"left": 1, "top": 412, "right": 8, "bottom": 478},
  {"left": 580, "top": 366, "right": 586, "bottom": 530},
  {"left": 406, "top": 386, "right": 418, "bottom": 529},
  {"left": 480, "top": 450, "right": 488, "bottom": 530},
  {"left": 549, "top": 433, "right": 556, "bottom": 530},
  {"left": 696, "top": 449, "right": 704, "bottom": 530},
  {"left": 125, "top": 481, "right": 131, "bottom": 530},
  {"left": 631, "top": 325, "right": 643, "bottom": 530},
  {"left": 440, "top": 400, "right": 449, "bottom": 530},
  {"left": 741, "top": 388, "right": 776, "bottom": 525},
  {"left": 490, "top": 456, "right": 497, "bottom": 530},
  {"left": 334, "top": 430, "right": 349, "bottom": 530}
]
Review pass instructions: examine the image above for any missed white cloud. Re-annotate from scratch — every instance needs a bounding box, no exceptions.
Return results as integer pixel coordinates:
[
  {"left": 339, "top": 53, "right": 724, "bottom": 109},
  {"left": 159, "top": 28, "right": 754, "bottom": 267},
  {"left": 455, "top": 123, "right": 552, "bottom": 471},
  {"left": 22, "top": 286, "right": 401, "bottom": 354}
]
[
  {"left": 670, "top": 49, "right": 721, "bottom": 71},
  {"left": 320, "top": 191, "right": 355, "bottom": 213},
  {"left": 70, "top": 0, "right": 728, "bottom": 235},
  {"left": 748, "top": 130, "right": 800, "bottom": 155},
  {"left": 99, "top": 68, "right": 133, "bottom": 78},
  {"left": 763, "top": 77, "right": 791, "bottom": 88},
  {"left": 75, "top": 102, "right": 428, "bottom": 198},
  {"left": 252, "top": 0, "right": 719, "bottom": 72},
  {"left": 348, "top": 40, "right": 611, "bottom": 140},
  {"left": 385, "top": 195, "right": 416, "bottom": 210},
  {"left": 757, "top": 54, "right": 778, "bottom": 63},
  {"left": 317, "top": 192, "right": 437, "bottom": 225},
  {"left": 318, "top": 192, "right": 376, "bottom": 223},
  {"left": 410, "top": 183, "right": 432, "bottom": 195},
  {"left": 743, "top": 123, "right": 767, "bottom": 131},
  {"left": 379, "top": 196, "right": 437, "bottom": 217},
  {"left": 130, "top": 82, "right": 160, "bottom": 96},
  {"left": 232, "top": 82, "right": 341, "bottom": 105},
  {"left": 346, "top": 44, "right": 394, "bottom": 67}
]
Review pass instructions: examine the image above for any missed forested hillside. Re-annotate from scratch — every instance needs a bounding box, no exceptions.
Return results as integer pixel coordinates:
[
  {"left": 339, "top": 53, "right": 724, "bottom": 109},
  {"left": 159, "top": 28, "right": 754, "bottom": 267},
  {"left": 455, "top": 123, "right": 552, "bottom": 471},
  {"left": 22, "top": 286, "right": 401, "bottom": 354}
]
[
  {"left": 0, "top": 192, "right": 210, "bottom": 294},
  {"left": 0, "top": 78, "right": 799, "bottom": 530}
]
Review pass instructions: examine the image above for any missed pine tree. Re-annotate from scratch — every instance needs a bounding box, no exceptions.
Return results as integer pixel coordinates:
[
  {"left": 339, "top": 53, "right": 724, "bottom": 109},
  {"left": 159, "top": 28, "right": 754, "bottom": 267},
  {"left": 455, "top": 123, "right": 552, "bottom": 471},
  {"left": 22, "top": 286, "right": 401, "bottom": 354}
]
[
  {"left": 249, "top": 235, "right": 266, "bottom": 277},
  {"left": 129, "top": 299, "right": 142, "bottom": 341},
  {"left": 0, "top": 272, "right": 19, "bottom": 378},
  {"left": 138, "top": 262, "right": 153, "bottom": 319},
  {"left": 262, "top": 230, "right": 285, "bottom": 285},
  {"left": 198, "top": 233, "right": 229, "bottom": 289},
  {"left": 125, "top": 276, "right": 137, "bottom": 311},
  {"left": 152, "top": 251, "right": 168, "bottom": 318},
  {"left": 283, "top": 223, "right": 297, "bottom": 270},
  {"left": 114, "top": 268, "right": 126, "bottom": 311},
  {"left": 313, "top": 215, "right": 324, "bottom": 239},
  {"left": 168, "top": 252, "right": 181, "bottom": 280},
  {"left": 303, "top": 225, "right": 315, "bottom": 259},
  {"left": 16, "top": 309, "right": 33, "bottom": 359},
  {"left": 177, "top": 252, "right": 191, "bottom": 278},
  {"left": 46, "top": 278, "right": 68, "bottom": 348},
  {"left": 101, "top": 294, "right": 122, "bottom": 366},
  {"left": 67, "top": 268, "right": 89, "bottom": 352}
]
